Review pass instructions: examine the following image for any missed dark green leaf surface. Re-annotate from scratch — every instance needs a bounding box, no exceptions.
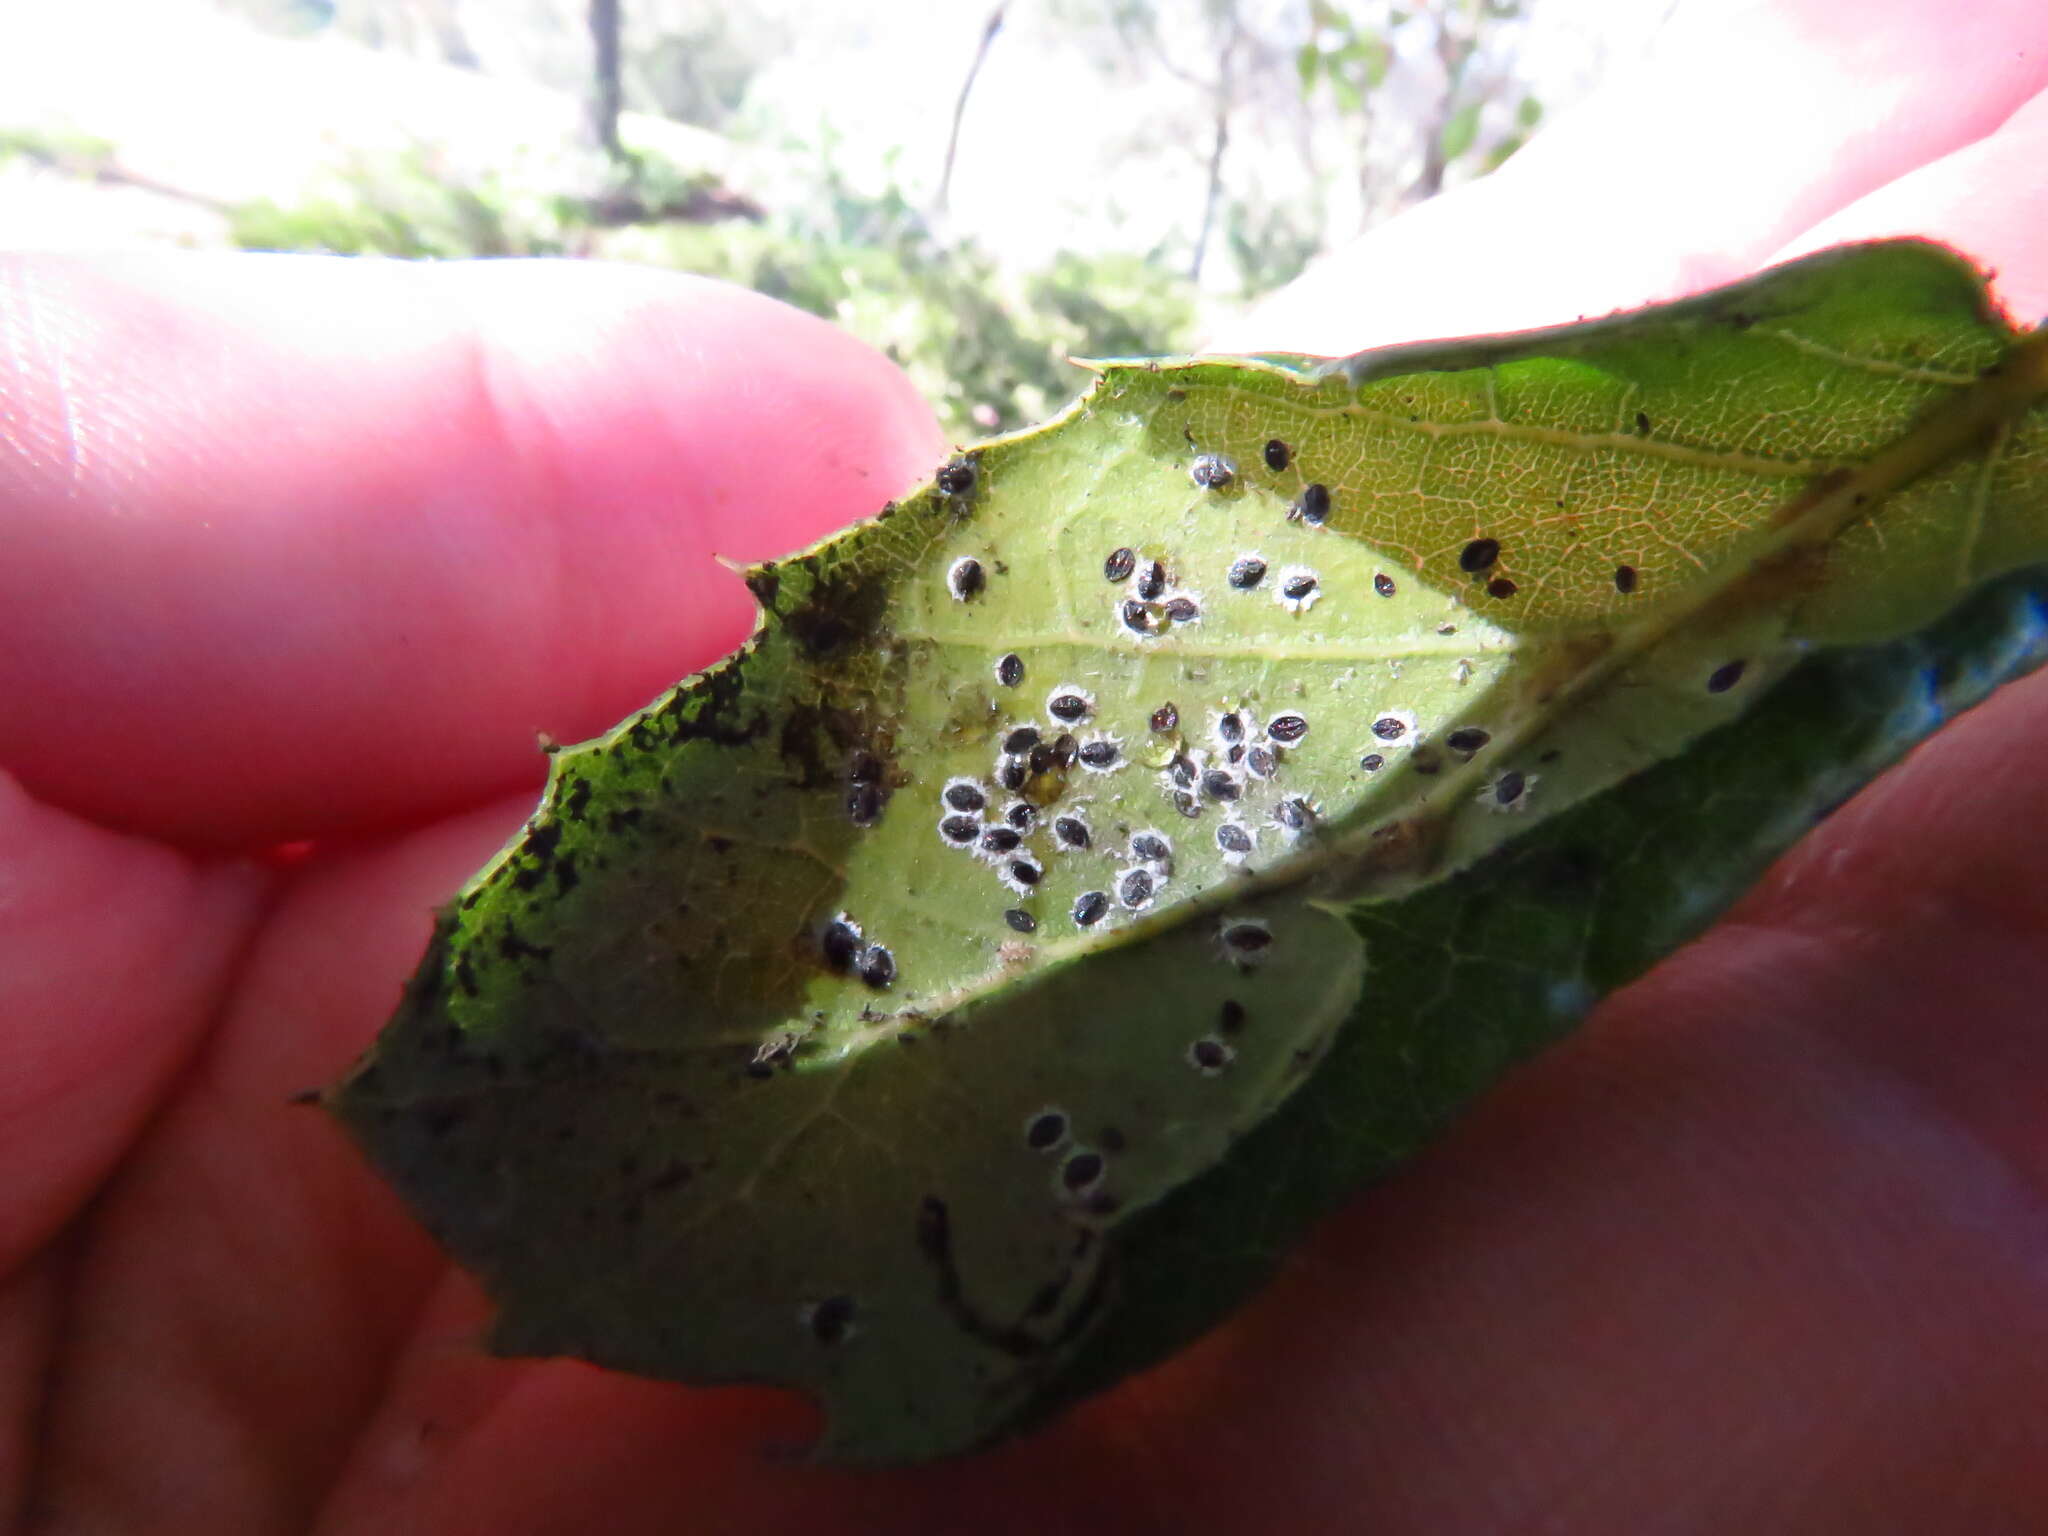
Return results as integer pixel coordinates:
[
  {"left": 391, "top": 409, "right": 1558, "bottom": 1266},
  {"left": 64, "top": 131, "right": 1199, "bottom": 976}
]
[{"left": 330, "top": 241, "right": 2048, "bottom": 1462}]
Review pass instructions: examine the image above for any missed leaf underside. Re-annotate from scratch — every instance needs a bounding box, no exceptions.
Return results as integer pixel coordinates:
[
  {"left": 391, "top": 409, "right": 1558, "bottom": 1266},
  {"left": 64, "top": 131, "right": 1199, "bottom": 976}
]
[{"left": 330, "top": 240, "right": 2048, "bottom": 1463}]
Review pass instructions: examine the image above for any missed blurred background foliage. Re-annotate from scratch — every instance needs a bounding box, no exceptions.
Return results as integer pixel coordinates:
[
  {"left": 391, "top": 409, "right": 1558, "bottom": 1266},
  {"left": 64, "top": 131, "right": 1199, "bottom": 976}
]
[{"left": 0, "top": 0, "right": 1648, "bottom": 438}]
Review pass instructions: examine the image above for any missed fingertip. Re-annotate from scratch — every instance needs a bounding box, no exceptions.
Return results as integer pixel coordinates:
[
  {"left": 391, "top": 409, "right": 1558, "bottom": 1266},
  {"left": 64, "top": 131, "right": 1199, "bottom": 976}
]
[{"left": 0, "top": 253, "right": 946, "bottom": 848}]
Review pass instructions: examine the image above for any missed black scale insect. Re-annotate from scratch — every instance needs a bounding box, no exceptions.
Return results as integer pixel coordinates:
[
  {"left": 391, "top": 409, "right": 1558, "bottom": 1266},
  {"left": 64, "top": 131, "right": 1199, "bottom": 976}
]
[
  {"left": 936, "top": 458, "right": 977, "bottom": 496},
  {"left": 1373, "top": 572, "right": 1396, "bottom": 597},
  {"left": 1229, "top": 556, "right": 1267, "bottom": 589},
  {"left": 1216, "top": 822, "right": 1253, "bottom": 855},
  {"left": 1281, "top": 571, "right": 1317, "bottom": 602},
  {"left": 1201, "top": 769, "right": 1241, "bottom": 802},
  {"left": 1073, "top": 890, "right": 1109, "bottom": 926},
  {"left": 1136, "top": 559, "right": 1167, "bottom": 601},
  {"left": 1459, "top": 537, "right": 1501, "bottom": 573},
  {"left": 1048, "top": 690, "right": 1092, "bottom": 723},
  {"left": 944, "top": 780, "right": 987, "bottom": 812},
  {"left": 1266, "top": 713, "right": 1308, "bottom": 744},
  {"left": 858, "top": 944, "right": 895, "bottom": 988},
  {"left": 1162, "top": 596, "right": 1200, "bottom": 623},
  {"left": 996, "top": 651, "right": 1025, "bottom": 687},
  {"left": 1104, "top": 546, "right": 1137, "bottom": 582},
  {"left": 947, "top": 557, "right": 986, "bottom": 600},
  {"left": 1078, "top": 740, "right": 1119, "bottom": 769},
  {"left": 1446, "top": 727, "right": 1491, "bottom": 754},
  {"left": 1004, "top": 725, "right": 1040, "bottom": 754},
  {"left": 821, "top": 916, "right": 861, "bottom": 971},
  {"left": 1130, "top": 831, "right": 1172, "bottom": 864},
  {"left": 1150, "top": 702, "right": 1179, "bottom": 732},
  {"left": 1191, "top": 454, "right": 1236, "bottom": 488},
  {"left": 939, "top": 814, "right": 980, "bottom": 845},
  {"left": 1053, "top": 815, "right": 1091, "bottom": 849},
  {"left": 1217, "top": 711, "right": 1245, "bottom": 744},
  {"left": 1118, "top": 868, "right": 1155, "bottom": 907},
  {"left": 980, "top": 826, "right": 1022, "bottom": 854},
  {"left": 1293, "top": 483, "right": 1331, "bottom": 526},
  {"left": 1004, "top": 908, "right": 1037, "bottom": 933},
  {"left": 1263, "top": 438, "right": 1290, "bottom": 471},
  {"left": 1026, "top": 1110, "right": 1067, "bottom": 1149}
]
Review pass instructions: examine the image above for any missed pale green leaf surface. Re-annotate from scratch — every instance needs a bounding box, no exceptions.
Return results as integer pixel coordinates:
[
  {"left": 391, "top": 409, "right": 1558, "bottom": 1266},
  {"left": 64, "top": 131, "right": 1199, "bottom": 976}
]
[{"left": 330, "top": 241, "right": 2048, "bottom": 1462}]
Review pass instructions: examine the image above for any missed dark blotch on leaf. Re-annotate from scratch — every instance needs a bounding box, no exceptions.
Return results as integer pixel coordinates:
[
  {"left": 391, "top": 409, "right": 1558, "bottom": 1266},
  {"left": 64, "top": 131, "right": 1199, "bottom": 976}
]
[
  {"left": 1104, "top": 546, "right": 1137, "bottom": 582},
  {"left": 1459, "top": 537, "right": 1501, "bottom": 573},
  {"left": 1707, "top": 659, "right": 1748, "bottom": 693},
  {"left": 1263, "top": 438, "right": 1290, "bottom": 471},
  {"left": 1228, "top": 556, "right": 1267, "bottom": 589}
]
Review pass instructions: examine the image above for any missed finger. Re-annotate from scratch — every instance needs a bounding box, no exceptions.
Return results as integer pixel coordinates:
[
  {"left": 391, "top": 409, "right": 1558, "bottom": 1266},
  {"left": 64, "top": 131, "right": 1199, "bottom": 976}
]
[
  {"left": 0, "top": 252, "right": 947, "bottom": 849},
  {"left": 1212, "top": 0, "right": 2048, "bottom": 353},
  {"left": 1768, "top": 83, "right": 2048, "bottom": 326},
  {"left": 36, "top": 794, "right": 529, "bottom": 1533},
  {"left": 0, "top": 769, "right": 268, "bottom": 1272}
]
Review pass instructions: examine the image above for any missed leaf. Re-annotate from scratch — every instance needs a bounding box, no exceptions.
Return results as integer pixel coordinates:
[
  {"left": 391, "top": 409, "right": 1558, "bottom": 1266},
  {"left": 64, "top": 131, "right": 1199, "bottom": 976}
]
[
  {"left": 1439, "top": 99, "right": 1481, "bottom": 163},
  {"left": 329, "top": 241, "right": 2048, "bottom": 1463}
]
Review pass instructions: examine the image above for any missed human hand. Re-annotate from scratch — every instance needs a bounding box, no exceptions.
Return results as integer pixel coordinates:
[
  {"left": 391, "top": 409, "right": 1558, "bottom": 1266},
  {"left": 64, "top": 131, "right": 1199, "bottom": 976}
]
[{"left": 7, "top": 1, "right": 2047, "bottom": 1530}]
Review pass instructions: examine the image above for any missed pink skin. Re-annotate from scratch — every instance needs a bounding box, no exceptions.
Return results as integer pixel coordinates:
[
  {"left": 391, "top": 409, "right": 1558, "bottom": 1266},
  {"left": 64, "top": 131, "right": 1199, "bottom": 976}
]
[{"left": 5, "top": 1, "right": 2047, "bottom": 1530}]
